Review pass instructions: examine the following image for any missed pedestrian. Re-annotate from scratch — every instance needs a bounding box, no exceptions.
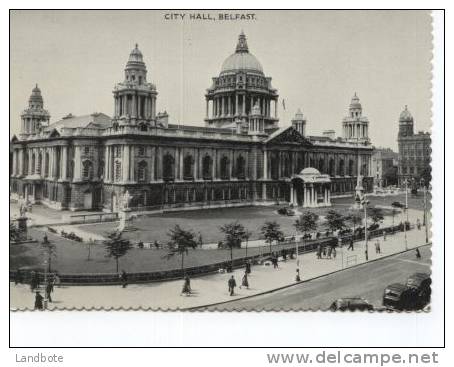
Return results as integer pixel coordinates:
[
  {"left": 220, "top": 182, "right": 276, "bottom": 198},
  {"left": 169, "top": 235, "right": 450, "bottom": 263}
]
[
  {"left": 332, "top": 246, "right": 337, "bottom": 259},
  {"left": 30, "top": 271, "right": 39, "bottom": 292},
  {"left": 417, "top": 218, "right": 421, "bottom": 230},
  {"left": 34, "top": 291, "right": 44, "bottom": 310},
  {"left": 375, "top": 240, "right": 381, "bottom": 254},
  {"left": 327, "top": 246, "right": 332, "bottom": 259},
  {"left": 45, "top": 281, "right": 53, "bottom": 303},
  {"left": 181, "top": 276, "right": 191, "bottom": 295},
  {"left": 240, "top": 271, "right": 249, "bottom": 289},
  {"left": 383, "top": 230, "right": 387, "bottom": 241},
  {"left": 322, "top": 246, "right": 327, "bottom": 258},
  {"left": 245, "top": 261, "right": 251, "bottom": 274},
  {"left": 282, "top": 249, "right": 287, "bottom": 262},
  {"left": 295, "top": 268, "right": 301, "bottom": 282},
  {"left": 416, "top": 248, "right": 421, "bottom": 259},
  {"left": 316, "top": 244, "right": 322, "bottom": 259},
  {"left": 14, "top": 269, "right": 23, "bottom": 285},
  {"left": 228, "top": 275, "right": 236, "bottom": 296},
  {"left": 43, "top": 233, "right": 48, "bottom": 244},
  {"left": 347, "top": 239, "right": 354, "bottom": 251},
  {"left": 120, "top": 270, "right": 128, "bottom": 288}
]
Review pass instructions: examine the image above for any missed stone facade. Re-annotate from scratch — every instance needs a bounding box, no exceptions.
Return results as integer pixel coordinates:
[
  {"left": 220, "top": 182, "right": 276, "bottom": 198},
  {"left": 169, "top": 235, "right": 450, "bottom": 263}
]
[
  {"left": 10, "top": 33, "right": 374, "bottom": 212},
  {"left": 371, "top": 147, "right": 398, "bottom": 187}
]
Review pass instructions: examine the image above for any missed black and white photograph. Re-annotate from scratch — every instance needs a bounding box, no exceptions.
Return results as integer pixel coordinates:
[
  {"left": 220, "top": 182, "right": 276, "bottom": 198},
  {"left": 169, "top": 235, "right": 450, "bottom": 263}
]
[{"left": 9, "top": 10, "right": 436, "bottom": 315}]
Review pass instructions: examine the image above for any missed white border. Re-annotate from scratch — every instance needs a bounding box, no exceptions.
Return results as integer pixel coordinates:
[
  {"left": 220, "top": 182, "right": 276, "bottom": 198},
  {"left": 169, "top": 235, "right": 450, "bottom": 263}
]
[{"left": 4, "top": 7, "right": 445, "bottom": 350}]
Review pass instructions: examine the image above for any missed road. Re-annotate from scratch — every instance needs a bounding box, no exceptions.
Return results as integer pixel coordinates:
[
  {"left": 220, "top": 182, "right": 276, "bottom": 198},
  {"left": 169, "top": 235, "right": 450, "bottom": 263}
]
[{"left": 203, "top": 245, "right": 431, "bottom": 311}]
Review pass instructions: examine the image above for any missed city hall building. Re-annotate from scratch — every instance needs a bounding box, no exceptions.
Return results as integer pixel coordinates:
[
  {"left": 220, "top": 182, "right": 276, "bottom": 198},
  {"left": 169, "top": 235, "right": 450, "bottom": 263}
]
[{"left": 10, "top": 32, "right": 374, "bottom": 212}]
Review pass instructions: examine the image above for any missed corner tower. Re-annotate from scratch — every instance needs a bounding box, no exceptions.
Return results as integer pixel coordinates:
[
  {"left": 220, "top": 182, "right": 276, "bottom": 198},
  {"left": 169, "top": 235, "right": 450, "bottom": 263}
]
[
  {"left": 20, "top": 84, "right": 50, "bottom": 136},
  {"left": 342, "top": 93, "right": 370, "bottom": 143},
  {"left": 113, "top": 44, "right": 158, "bottom": 128},
  {"left": 398, "top": 105, "right": 414, "bottom": 137},
  {"left": 205, "top": 32, "right": 279, "bottom": 133}
]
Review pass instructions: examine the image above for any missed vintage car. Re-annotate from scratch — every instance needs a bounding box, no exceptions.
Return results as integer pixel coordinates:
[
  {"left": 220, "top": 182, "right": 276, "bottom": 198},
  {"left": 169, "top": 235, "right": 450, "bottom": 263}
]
[{"left": 329, "top": 297, "right": 374, "bottom": 311}]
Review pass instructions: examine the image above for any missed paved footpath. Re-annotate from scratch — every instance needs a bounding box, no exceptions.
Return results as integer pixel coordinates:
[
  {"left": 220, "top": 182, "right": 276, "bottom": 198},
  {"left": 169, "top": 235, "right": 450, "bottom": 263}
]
[{"left": 11, "top": 222, "right": 428, "bottom": 310}]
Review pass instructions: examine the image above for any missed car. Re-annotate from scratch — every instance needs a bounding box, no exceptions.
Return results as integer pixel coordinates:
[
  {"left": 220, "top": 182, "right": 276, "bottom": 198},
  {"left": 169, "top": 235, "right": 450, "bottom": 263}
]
[
  {"left": 391, "top": 201, "right": 404, "bottom": 208},
  {"left": 382, "top": 283, "right": 416, "bottom": 310},
  {"left": 329, "top": 297, "right": 374, "bottom": 311},
  {"left": 406, "top": 272, "right": 431, "bottom": 306}
]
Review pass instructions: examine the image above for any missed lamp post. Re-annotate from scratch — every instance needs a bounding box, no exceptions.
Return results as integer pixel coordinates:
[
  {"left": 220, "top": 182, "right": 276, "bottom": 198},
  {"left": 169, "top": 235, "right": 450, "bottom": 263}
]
[
  {"left": 403, "top": 179, "right": 409, "bottom": 250},
  {"left": 364, "top": 199, "right": 369, "bottom": 261}
]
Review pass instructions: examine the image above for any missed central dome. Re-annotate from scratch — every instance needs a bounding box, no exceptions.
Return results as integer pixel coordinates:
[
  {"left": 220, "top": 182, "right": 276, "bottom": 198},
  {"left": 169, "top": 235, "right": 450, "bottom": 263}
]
[
  {"left": 399, "top": 105, "right": 413, "bottom": 123},
  {"left": 220, "top": 32, "right": 264, "bottom": 75}
]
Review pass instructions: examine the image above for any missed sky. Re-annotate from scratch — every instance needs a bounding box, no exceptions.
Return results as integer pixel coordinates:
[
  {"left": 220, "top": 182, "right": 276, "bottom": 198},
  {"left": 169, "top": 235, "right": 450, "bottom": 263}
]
[{"left": 10, "top": 10, "right": 432, "bottom": 150}]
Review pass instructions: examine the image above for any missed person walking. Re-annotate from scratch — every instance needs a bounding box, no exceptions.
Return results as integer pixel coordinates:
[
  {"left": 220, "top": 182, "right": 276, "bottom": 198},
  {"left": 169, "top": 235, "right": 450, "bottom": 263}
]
[
  {"left": 14, "top": 269, "right": 23, "bottom": 285},
  {"left": 240, "top": 271, "right": 249, "bottom": 289},
  {"left": 228, "top": 275, "right": 237, "bottom": 296},
  {"left": 45, "top": 281, "right": 53, "bottom": 303},
  {"left": 347, "top": 239, "right": 354, "bottom": 251},
  {"left": 383, "top": 230, "right": 387, "bottom": 241},
  {"left": 30, "top": 271, "right": 39, "bottom": 292},
  {"left": 295, "top": 268, "right": 301, "bottom": 282},
  {"left": 327, "top": 246, "right": 332, "bottom": 259},
  {"left": 120, "top": 270, "right": 128, "bottom": 288},
  {"left": 416, "top": 248, "right": 422, "bottom": 259},
  {"left": 53, "top": 273, "right": 61, "bottom": 288},
  {"left": 322, "top": 246, "right": 327, "bottom": 258},
  {"left": 332, "top": 246, "right": 337, "bottom": 259},
  {"left": 181, "top": 276, "right": 191, "bottom": 295},
  {"left": 34, "top": 291, "right": 44, "bottom": 310},
  {"left": 316, "top": 244, "right": 322, "bottom": 259},
  {"left": 245, "top": 261, "right": 251, "bottom": 274}
]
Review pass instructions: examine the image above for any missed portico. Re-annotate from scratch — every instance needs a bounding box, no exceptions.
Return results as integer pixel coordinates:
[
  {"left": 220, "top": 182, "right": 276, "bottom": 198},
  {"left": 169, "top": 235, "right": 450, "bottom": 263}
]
[{"left": 289, "top": 168, "right": 331, "bottom": 208}]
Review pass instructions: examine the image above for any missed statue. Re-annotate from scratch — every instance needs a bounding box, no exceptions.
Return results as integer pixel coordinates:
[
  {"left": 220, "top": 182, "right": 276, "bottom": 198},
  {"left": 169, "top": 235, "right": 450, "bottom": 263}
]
[
  {"left": 354, "top": 175, "right": 365, "bottom": 209},
  {"left": 117, "top": 190, "right": 135, "bottom": 233},
  {"left": 120, "top": 190, "right": 132, "bottom": 211}
]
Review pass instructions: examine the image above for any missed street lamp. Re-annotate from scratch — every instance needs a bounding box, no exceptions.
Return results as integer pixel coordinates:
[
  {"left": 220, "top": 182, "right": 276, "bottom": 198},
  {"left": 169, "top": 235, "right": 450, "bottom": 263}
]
[{"left": 363, "top": 198, "right": 370, "bottom": 261}]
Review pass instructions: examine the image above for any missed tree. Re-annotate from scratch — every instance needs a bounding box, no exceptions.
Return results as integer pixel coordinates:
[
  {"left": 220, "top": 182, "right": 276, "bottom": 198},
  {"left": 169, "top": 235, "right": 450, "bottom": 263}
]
[
  {"left": 261, "top": 221, "right": 284, "bottom": 255},
  {"left": 219, "top": 221, "right": 248, "bottom": 269},
  {"left": 325, "top": 210, "right": 346, "bottom": 232},
  {"left": 165, "top": 225, "right": 198, "bottom": 276},
  {"left": 42, "top": 234, "right": 57, "bottom": 273},
  {"left": 369, "top": 207, "right": 384, "bottom": 225},
  {"left": 294, "top": 212, "right": 319, "bottom": 237},
  {"left": 104, "top": 231, "right": 133, "bottom": 273},
  {"left": 347, "top": 211, "right": 362, "bottom": 232}
]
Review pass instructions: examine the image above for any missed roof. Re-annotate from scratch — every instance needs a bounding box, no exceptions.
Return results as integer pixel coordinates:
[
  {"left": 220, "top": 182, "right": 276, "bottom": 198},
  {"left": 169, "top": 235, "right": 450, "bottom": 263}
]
[
  {"left": 220, "top": 32, "right": 263, "bottom": 75},
  {"left": 45, "top": 113, "right": 111, "bottom": 132}
]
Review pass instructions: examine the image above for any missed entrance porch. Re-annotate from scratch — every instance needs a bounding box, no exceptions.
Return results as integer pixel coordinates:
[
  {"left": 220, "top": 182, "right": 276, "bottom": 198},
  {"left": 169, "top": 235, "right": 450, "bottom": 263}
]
[{"left": 289, "top": 167, "right": 331, "bottom": 208}]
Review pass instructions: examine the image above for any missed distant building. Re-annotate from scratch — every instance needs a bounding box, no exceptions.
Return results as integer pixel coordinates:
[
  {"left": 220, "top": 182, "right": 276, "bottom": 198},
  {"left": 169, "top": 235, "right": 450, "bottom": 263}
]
[
  {"left": 371, "top": 148, "right": 398, "bottom": 187},
  {"left": 397, "top": 106, "right": 431, "bottom": 187},
  {"left": 10, "top": 33, "right": 374, "bottom": 211}
]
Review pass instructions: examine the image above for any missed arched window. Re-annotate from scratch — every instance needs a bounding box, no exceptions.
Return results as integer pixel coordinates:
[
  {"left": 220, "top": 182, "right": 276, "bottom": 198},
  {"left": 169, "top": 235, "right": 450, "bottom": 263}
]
[
  {"left": 220, "top": 156, "right": 229, "bottom": 180},
  {"left": 183, "top": 155, "right": 194, "bottom": 180},
  {"left": 329, "top": 158, "right": 335, "bottom": 177},
  {"left": 236, "top": 155, "right": 246, "bottom": 179},
  {"left": 318, "top": 158, "right": 325, "bottom": 173},
  {"left": 338, "top": 159, "right": 345, "bottom": 176},
  {"left": 82, "top": 160, "right": 94, "bottom": 180},
  {"left": 114, "top": 161, "right": 121, "bottom": 182},
  {"left": 202, "top": 155, "right": 212, "bottom": 180},
  {"left": 138, "top": 161, "right": 147, "bottom": 182},
  {"left": 348, "top": 160, "right": 355, "bottom": 176},
  {"left": 31, "top": 154, "right": 36, "bottom": 174},
  {"left": 163, "top": 153, "right": 175, "bottom": 181},
  {"left": 44, "top": 152, "right": 50, "bottom": 177}
]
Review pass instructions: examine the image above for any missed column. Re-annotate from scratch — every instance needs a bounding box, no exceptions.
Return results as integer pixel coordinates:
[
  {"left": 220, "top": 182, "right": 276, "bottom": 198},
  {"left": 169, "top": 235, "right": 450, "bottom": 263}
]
[
  {"left": 61, "top": 146, "right": 68, "bottom": 180},
  {"left": 263, "top": 150, "right": 268, "bottom": 179},
  {"left": 18, "top": 149, "right": 23, "bottom": 176},
  {"left": 179, "top": 148, "right": 184, "bottom": 179},
  {"left": 205, "top": 99, "right": 209, "bottom": 119},
  {"left": 212, "top": 149, "right": 217, "bottom": 179},
  {"left": 72, "top": 146, "right": 81, "bottom": 181},
  {"left": 290, "top": 182, "right": 294, "bottom": 204},
  {"left": 327, "top": 188, "right": 331, "bottom": 204},
  {"left": 12, "top": 150, "right": 17, "bottom": 177},
  {"left": 229, "top": 150, "right": 233, "bottom": 179},
  {"left": 235, "top": 94, "right": 239, "bottom": 116},
  {"left": 242, "top": 95, "right": 246, "bottom": 115},
  {"left": 150, "top": 146, "right": 156, "bottom": 181},
  {"left": 122, "top": 145, "right": 130, "bottom": 182},
  {"left": 52, "top": 147, "right": 58, "bottom": 179},
  {"left": 129, "top": 148, "right": 135, "bottom": 182},
  {"left": 275, "top": 99, "right": 278, "bottom": 118},
  {"left": 104, "top": 146, "right": 109, "bottom": 181},
  {"left": 194, "top": 148, "right": 199, "bottom": 179}
]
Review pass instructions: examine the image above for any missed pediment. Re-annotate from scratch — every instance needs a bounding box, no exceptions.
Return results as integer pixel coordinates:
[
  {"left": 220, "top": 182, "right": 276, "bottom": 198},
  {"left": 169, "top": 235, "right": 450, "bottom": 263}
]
[{"left": 266, "top": 126, "right": 312, "bottom": 146}]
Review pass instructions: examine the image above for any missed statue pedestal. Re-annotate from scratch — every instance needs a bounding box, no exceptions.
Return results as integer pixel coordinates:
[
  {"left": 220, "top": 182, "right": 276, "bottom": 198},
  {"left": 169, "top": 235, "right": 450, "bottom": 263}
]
[{"left": 17, "top": 216, "right": 29, "bottom": 241}]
